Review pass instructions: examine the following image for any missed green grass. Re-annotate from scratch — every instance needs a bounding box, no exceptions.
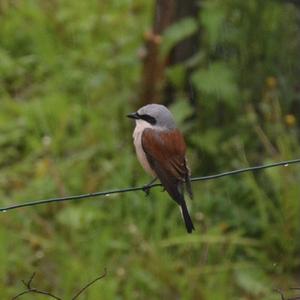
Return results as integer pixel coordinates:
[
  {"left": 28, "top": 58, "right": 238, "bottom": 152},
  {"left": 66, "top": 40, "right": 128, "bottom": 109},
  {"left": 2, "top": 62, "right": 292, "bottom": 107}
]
[{"left": 0, "top": 0, "right": 299, "bottom": 299}]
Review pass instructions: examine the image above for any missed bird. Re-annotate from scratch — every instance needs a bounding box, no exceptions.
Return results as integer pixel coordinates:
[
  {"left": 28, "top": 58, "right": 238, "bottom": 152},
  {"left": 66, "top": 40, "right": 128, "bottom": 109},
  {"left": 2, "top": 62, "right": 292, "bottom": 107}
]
[{"left": 127, "top": 103, "right": 195, "bottom": 233}]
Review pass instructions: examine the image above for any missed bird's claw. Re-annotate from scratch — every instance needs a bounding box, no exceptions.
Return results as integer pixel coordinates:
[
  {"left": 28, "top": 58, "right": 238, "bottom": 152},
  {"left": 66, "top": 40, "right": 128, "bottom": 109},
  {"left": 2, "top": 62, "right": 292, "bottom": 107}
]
[
  {"left": 142, "top": 185, "right": 151, "bottom": 196},
  {"left": 142, "top": 177, "right": 158, "bottom": 196}
]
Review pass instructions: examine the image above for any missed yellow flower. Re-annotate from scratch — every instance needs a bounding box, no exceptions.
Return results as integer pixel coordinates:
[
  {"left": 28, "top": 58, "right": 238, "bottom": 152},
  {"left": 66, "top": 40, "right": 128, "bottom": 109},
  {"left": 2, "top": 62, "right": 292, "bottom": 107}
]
[
  {"left": 266, "top": 76, "right": 277, "bottom": 89},
  {"left": 285, "top": 114, "right": 296, "bottom": 127}
]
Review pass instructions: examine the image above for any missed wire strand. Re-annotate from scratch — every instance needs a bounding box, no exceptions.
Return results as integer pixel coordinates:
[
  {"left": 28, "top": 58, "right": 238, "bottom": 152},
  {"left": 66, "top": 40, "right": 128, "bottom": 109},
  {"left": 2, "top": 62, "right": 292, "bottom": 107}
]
[{"left": 1, "top": 158, "right": 300, "bottom": 213}]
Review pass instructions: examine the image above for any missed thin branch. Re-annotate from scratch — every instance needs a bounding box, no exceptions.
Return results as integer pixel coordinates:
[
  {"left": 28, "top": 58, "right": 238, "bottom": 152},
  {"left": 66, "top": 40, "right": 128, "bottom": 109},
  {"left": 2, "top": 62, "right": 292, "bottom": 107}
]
[
  {"left": 274, "top": 287, "right": 300, "bottom": 300},
  {"left": 1, "top": 158, "right": 300, "bottom": 212},
  {"left": 12, "top": 270, "right": 107, "bottom": 300},
  {"left": 288, "top": 288, "right": 300, "bottom": 300},
  {"left": 12, "top": 273, "right": 62, "bottom": 300},
  {"left": 72, "top": 268, "right": 107, "bottom": 300},
  {"left": 274, "top": 289, "right": 286, "bottom": 300}
]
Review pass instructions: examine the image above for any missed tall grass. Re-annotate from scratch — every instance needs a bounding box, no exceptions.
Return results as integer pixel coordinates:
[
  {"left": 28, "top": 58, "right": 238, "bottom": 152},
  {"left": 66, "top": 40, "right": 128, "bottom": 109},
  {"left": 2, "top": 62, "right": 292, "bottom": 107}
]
[{"left": 0, "top": 0, "right": 299, "bottom": 299}]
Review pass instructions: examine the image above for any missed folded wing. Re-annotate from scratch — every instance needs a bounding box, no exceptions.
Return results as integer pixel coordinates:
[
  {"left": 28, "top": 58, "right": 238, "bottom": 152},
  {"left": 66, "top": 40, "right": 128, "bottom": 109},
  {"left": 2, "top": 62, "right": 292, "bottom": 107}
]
[
  {"left": 141, "top": 128, "right": 192, "bottom": 204},
  {"left": 141, "top": 128, "right": 194, "bottom": 233}
]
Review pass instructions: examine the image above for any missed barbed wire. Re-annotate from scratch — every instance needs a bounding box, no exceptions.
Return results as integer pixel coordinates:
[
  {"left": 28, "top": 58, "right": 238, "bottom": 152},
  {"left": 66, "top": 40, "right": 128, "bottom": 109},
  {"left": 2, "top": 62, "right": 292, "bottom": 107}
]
[{"left": 1, "top": 158, "right": 300, "bottom": 213}]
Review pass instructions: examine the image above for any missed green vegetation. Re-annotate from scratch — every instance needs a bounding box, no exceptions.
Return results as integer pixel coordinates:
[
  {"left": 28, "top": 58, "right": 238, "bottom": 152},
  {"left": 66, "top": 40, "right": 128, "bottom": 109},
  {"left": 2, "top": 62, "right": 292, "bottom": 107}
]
[{"left": 0, "top": 0, "right": 299, "bottom": 299}]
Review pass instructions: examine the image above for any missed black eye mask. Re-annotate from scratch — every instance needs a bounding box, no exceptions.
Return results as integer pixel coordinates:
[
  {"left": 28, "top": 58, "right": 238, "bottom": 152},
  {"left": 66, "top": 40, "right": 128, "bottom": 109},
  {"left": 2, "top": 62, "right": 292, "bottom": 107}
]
[{"left": 137, "top": 113, "right": 157, "bottom": 125}]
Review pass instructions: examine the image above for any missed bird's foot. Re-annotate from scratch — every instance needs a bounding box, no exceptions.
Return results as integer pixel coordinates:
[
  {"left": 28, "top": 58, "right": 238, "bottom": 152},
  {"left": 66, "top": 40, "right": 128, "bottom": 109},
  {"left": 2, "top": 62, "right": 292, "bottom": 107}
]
[
  {"left": 142, "top": 185, "right": 151, "bottom": 196},
  {"left": 142, "top": 177, "right": 158, "bottom": 196}
]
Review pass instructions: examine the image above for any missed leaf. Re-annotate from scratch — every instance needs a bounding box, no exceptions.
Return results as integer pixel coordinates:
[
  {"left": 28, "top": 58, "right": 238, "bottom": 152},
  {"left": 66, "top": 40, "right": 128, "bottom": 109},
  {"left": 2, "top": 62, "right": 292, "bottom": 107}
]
[
  {"left": 201, "top": 1, "right": 226, "bottom": 47},
  {"left": 161, "top": 17, "right": 198, "bottom": 56},
  {"left": 57, "top": 206, "right": 103, "bottom": 230},
  {"left": 234, "top": 267, "right": 270, "bottom": 296},
  {"left": 169, "top": 100, "right": 193, "bottom": 125},
  {"left": 192, "top": 61, "right": 238, "bottom": 104},
  {"left": 190, "top": 128, "right": 222, "bottom": 155},
  {"left": 165, "top": 64, "right": 185, "bottom": 88}
]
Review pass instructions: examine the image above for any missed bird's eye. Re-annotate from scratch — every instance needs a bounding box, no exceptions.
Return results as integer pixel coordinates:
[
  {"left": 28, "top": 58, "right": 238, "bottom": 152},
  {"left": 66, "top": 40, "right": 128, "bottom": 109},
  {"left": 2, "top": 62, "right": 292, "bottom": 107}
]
[{"left": 139, "top": 114, "right": 156, "bottom": 125}]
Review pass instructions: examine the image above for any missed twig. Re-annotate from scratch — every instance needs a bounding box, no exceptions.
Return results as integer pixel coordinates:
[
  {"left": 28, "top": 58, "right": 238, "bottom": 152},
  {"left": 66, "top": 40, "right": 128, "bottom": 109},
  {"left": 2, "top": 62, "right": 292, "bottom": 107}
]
[
  {"left": 274, "top": 288, "right": 300, "bottom": 300},
  {"left": 12, "top": 273, "right": 62, "bottom": 300},
  {"left": 72, "top": 268, "right": 107, "bottom": 300},
  {"left": 12, "top": 270, "right": 107, "bottom": 300},
  {"left": 275, "top": 288, "right": 285, "bottom": 300},
  {"left": 1, "top": 158, "right": 300, "bottom": 212}
]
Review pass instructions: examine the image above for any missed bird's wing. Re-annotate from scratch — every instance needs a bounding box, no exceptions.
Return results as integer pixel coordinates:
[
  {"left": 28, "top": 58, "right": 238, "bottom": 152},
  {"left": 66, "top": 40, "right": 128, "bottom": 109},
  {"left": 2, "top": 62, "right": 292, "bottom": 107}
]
[{"left": 141, "top": 128, "right": 191, "bottom": 204}]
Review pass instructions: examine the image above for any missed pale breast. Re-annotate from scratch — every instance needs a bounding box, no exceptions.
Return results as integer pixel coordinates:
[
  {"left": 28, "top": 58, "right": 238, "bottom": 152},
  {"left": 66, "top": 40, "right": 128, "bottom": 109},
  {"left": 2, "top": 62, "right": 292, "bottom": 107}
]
[{"left": 133, "top": 120, "right": 156, "bottom": 177}]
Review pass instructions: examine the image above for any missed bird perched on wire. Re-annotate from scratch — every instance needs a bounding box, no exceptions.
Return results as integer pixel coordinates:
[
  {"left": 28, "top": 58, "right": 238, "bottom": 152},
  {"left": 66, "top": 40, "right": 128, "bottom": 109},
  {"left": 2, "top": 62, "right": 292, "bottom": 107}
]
[{"left": 127, "top": 103, "right": 195, "bottom": 233}]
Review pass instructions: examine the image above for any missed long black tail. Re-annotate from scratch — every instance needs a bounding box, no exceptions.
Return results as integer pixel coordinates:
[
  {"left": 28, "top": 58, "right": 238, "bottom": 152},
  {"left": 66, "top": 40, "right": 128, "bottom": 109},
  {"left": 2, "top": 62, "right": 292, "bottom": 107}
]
[
  {"left": 149, "top": 164, "right": 195, "bottom": 233},
  {"left": 180, "top": 200, "right": 195, "bottom": 233}
]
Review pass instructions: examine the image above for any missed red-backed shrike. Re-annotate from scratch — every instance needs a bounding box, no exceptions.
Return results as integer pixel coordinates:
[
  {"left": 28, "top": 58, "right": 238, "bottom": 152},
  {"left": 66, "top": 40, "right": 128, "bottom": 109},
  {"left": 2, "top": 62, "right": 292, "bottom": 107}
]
[{"left": 127, "top": 104, "right": 195, "bottom": 233}]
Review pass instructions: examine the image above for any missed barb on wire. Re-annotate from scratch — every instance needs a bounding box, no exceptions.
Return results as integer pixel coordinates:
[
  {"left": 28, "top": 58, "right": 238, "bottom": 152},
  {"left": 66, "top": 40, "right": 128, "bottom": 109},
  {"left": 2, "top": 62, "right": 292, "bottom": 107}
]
[
  {"left": 1, "top": 158, "right": 300, "bottom": 213},
  {"left": 12, "top": 269, "right": 107, "bottom": 300}
]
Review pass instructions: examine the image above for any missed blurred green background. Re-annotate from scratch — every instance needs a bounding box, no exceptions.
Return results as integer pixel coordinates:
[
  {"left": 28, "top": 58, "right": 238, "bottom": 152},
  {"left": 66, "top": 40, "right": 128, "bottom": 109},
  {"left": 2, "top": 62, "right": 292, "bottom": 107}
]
[{"left": 0, "top": 0, "right": 300, "bottom": 299}]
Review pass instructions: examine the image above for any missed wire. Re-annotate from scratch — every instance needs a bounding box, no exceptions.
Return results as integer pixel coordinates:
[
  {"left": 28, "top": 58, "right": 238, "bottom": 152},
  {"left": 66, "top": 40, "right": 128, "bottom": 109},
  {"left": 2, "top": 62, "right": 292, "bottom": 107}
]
[{"left": 1, "top": 158, "right": 300, "bottom": 213}]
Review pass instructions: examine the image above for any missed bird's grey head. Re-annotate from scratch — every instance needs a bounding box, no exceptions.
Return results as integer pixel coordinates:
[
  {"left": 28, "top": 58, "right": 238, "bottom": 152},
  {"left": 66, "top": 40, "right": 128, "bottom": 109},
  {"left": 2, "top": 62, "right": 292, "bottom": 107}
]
[{"left": 127, "top": 104, "right": 176, "bottom": 130}]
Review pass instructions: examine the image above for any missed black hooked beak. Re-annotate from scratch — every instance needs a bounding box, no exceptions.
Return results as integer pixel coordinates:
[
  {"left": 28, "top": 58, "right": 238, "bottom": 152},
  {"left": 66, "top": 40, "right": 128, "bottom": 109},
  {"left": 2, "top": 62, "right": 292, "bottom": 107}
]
[{"left": 126, "top": 112, "right": 140, "bottom": 119}]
